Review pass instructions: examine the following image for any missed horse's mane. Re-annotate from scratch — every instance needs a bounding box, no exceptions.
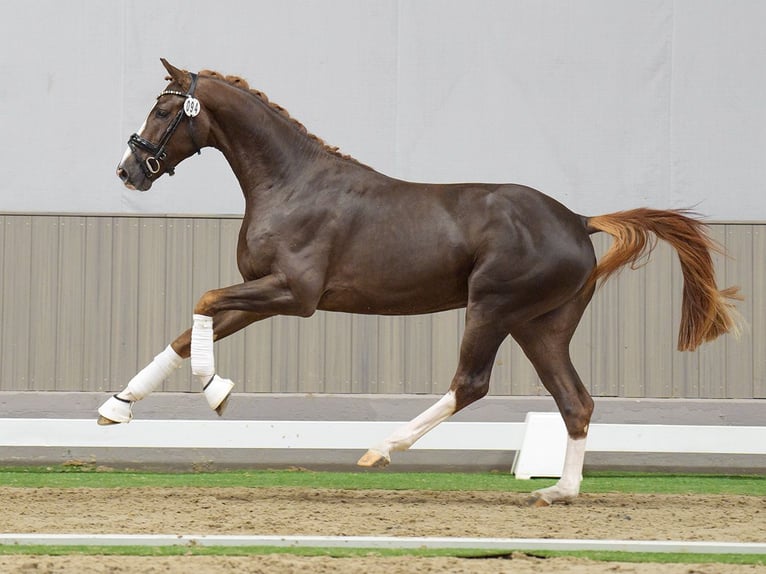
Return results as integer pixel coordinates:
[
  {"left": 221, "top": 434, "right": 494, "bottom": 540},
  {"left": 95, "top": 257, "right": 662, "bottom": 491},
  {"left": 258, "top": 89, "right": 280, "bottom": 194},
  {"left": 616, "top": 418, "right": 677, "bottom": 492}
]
[{"left": 188, "top": 69, "right": 361, "bottom": 165}]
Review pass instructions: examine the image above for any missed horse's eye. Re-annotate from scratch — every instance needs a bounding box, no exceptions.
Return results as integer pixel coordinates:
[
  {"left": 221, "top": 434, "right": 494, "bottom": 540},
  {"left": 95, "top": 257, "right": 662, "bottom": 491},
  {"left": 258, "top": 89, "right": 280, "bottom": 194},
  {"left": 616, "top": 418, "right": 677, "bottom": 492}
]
[{"left": 155, "top": 108, "right": 170, "bottom": 119}]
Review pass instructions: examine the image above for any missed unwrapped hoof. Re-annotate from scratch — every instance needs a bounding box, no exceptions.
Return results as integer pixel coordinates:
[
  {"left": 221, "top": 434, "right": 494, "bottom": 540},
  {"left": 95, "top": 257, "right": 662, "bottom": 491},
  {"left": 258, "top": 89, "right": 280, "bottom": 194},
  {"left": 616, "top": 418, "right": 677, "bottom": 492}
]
[
  {"left": 526, "top": 494, "right": 551, "bottom": 507},
  {"left": 357, "top": 450, "right": 390, "bottom": 468},
  {"left": 97, "top": 415, "right": 120, "bottom": 426},
  {"left": 214, "top": 394, "right": 230, "bottom": 417}
]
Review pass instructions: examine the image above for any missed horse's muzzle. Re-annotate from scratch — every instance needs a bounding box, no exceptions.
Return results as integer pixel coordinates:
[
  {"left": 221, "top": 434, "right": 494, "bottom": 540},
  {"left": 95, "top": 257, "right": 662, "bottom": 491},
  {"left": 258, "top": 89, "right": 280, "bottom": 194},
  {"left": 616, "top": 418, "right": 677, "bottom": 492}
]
[
  {"left": 117, "top": 166, "right": 130, "bottom": 185},
  {"left": 116, "top": 164, "right": 151, "bottom": 192}
]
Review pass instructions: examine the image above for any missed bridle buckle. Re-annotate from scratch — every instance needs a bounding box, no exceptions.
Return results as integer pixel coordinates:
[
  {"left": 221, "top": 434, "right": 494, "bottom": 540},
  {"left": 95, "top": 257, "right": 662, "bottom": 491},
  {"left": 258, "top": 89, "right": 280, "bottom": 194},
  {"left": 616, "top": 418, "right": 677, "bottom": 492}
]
[{"left": 145, "top": 156, "right": 162, "bottom": 175}]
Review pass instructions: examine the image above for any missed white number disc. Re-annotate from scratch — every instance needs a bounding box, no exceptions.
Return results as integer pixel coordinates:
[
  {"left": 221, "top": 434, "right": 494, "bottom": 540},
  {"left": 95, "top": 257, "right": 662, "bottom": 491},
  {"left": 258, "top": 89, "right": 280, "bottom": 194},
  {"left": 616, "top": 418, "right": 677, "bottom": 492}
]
[{"left": 184, "top": 97, "right": 201, "bottom": 117}]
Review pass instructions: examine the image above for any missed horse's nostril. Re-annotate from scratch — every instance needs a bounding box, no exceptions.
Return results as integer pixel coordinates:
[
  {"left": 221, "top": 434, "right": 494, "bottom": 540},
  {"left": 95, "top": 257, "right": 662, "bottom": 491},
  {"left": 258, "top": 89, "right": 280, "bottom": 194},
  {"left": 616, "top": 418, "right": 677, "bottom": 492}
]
[{"left": 117, "top": 167, "right": 129, "bottom": 183}]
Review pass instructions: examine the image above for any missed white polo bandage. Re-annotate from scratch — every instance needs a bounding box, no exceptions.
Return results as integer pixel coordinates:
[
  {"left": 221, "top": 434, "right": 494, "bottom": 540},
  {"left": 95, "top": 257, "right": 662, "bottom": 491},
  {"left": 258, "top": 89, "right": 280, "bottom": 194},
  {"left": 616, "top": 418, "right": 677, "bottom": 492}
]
[
  {"left": 191, "top": 314, "right": 215, "bottom": 377},
  {"left": 119, "top": 344, "right": 183, "bottom": 401}
]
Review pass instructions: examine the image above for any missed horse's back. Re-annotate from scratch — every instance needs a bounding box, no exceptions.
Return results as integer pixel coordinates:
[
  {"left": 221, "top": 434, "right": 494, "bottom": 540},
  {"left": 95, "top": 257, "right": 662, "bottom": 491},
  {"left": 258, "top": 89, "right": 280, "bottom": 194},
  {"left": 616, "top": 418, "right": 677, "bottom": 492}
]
[{"left": 317, "top": 177, "right": 595, "bottom": 316}]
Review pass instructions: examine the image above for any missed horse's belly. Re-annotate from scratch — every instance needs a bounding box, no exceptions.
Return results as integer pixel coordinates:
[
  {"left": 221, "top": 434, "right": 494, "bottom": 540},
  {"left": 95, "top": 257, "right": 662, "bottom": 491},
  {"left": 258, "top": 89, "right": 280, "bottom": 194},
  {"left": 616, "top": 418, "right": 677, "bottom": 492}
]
[{"left": 318, "top": 274, "right": 469, "bottom": 316}]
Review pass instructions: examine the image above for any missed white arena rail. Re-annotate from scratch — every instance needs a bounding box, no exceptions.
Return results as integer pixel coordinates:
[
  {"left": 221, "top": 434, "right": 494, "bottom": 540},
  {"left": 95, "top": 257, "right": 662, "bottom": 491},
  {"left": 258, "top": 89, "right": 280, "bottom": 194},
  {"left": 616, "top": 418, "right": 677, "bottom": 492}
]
[{"left": 1, "top": 413, "right": 764, "bottom": 478}]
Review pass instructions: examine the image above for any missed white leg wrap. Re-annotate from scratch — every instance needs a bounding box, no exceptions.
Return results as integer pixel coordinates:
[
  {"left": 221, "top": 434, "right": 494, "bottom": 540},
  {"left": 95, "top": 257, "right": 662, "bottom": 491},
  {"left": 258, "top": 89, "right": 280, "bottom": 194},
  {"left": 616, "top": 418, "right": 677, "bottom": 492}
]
[
  {"left": 120, "top": 345, "right": 184, "bottom": 401},
  {"left": 97, "top": 345, "right": 184, "bottom": 424},
  {"left": 190, "top": 315, "right": 234, "bottom": 413},
  {"left": 370, "top": 391, "right": 457, "bottom": 462},
  {"left": 532, "top": 435, "right": 587, "bottom": 504},
  {"left": 557, "top": 435, "right": 587, "bottom": 493},
  {"left": 191, "top": 314, "right": 215, "bottom": 380}
]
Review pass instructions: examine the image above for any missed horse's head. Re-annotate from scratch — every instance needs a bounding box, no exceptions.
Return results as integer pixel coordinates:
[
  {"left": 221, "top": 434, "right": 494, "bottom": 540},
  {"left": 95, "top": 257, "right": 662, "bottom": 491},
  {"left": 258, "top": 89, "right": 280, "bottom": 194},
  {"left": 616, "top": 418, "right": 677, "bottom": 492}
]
[{"left": 117, "top": 59, "right": 210, "bottom": 191}]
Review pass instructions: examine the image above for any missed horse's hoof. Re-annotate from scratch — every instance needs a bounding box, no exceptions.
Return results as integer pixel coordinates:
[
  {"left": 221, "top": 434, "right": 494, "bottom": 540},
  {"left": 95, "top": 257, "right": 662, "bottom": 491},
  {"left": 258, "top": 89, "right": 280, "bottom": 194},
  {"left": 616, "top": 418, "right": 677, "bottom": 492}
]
[
  {"left": 97, "top": 395, "right": 133, "bottom": 425},
  {"left": 357, "top": 450, "right": 390, "bottom": 468},
  {"left": 97, "top": 415, "right": 119, "bottom": 426},
  {"left": 203, "top": 375, "right": 234, "bottom": 412},
  {"left": 526, "top": 494, "right": 551, "bottom": 508},
  {"left": 214, "top": 394, "right": 230, "bottom": 417}
]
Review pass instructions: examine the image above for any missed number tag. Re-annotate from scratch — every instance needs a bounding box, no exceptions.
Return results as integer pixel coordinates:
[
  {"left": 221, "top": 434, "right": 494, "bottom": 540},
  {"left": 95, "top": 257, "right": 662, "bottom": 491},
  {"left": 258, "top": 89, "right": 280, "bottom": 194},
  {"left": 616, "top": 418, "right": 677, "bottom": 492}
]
[{"left": 184, "top": 97, "right": 201, "bottom": 117}]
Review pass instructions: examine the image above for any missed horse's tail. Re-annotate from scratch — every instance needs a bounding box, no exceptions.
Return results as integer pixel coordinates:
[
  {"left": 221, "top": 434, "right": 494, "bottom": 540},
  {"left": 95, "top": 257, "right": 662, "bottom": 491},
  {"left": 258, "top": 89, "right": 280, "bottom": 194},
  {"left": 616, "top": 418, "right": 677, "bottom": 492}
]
[{"left": 584, "top": 208, "right": 742, "bottom": 351}]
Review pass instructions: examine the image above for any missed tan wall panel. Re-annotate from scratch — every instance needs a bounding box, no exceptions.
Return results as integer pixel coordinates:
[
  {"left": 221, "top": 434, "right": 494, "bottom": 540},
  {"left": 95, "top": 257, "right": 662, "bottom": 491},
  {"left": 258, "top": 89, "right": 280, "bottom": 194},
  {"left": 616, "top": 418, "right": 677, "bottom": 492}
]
[
  {"left": 351, "top": 315, "right": 379, "bottom": 394},
  {"left": 589, "top": 232, "right": 621, "bottom": 397},
  {"left": 2, "top": 216, "right": 32, "bottom": 391},
  {"left": 109, "top": 218, "right": 140, "bottom": 387},
  {"left": 0, "top": 214, "right": 760, "bottom": 399},
  {"left": 56, "top": 217, "right": 87, "bottom": 390},
  {"left": 642, "top": 239, "right": 674, "bottom": 397},
  {"left": 696, "top": 226, "right": 728, "bottom": 399},
  {"left": 162, "top": 218, "right": 195, "bottom": 392},
  {"left": 325, "top": 312, "right": 353, "bottom": 394},
  {"left": 377, "top": 316, "right": 405, "bottom": 395},
  {"left": 28, "top": 217, "right": 59, "bottom": 390},
  {"left": 81, "top": 217, "right": 114, "bottom": 392},
  {"left": 754, "top": 227, "right": 766, "bottom": 398},
  {"left": 723, "top": 224, "right": 754, "bottom": 398}
]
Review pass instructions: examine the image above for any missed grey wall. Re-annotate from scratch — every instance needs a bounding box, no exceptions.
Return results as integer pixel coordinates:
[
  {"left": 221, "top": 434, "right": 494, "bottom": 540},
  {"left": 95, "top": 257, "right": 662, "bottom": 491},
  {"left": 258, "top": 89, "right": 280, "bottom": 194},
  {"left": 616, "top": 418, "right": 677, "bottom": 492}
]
[{"left": 2, "top": 1, "right": 766, "bottom": 220}]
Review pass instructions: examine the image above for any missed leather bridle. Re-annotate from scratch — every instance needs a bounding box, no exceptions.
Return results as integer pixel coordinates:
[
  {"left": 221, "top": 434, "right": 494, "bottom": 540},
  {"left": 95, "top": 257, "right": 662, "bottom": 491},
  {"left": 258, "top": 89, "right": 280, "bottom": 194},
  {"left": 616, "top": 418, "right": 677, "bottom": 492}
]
[{"left": 127, "top": 73, "right": 202, "bottom": 179}]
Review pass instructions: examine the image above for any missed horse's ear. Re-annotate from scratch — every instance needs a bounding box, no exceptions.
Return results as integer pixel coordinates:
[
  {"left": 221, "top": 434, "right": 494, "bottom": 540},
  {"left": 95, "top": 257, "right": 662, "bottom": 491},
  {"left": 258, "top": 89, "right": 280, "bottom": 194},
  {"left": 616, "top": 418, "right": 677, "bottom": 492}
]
[{"left": 160, "top": 58, "right": 191, "bottom": 91}]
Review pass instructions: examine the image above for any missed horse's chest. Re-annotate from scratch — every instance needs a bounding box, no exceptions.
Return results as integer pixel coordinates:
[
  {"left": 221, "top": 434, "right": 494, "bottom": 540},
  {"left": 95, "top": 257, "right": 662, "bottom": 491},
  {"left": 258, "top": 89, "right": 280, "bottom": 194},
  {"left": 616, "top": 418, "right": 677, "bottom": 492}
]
[{"left": 235, "top": 227, "right": 278, "bottom": 280}]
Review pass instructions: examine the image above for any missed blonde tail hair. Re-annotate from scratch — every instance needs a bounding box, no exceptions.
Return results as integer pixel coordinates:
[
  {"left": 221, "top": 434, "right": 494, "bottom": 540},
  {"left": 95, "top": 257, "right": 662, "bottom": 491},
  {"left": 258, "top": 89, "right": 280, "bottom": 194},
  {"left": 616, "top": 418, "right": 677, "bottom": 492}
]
[{"left": 586, "top": 208, "right": 742, "bottom": 351}]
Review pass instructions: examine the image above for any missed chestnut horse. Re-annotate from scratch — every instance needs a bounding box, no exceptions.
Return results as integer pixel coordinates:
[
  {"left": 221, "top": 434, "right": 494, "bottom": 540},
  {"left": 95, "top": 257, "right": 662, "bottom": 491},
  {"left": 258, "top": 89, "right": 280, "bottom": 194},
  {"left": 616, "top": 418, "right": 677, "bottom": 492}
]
[{"left": 99, "top": 59, "right": 740, "bottom": 505}]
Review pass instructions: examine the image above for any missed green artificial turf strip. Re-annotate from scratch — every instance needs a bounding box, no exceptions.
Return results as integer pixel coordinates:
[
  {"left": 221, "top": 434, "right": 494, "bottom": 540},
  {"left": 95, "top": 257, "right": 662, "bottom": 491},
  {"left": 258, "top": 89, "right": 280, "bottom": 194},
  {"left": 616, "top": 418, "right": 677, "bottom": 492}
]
[
  {"left": 0, "top": 466, "right": 764, "bottom": 496},
  {"left": 0, "top": 545, "right": 763, "bottom": 565}
]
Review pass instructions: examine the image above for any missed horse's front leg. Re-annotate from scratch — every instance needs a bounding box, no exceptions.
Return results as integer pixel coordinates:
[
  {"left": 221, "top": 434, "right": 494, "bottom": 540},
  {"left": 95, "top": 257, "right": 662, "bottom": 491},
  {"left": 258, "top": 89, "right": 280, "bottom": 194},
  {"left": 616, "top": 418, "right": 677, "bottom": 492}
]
[
  {"left": 188, "top": 273, "right": 320, "bottom": 409},
  {"left": 97, "top": 310, "right": 265, "bottom": 425}
]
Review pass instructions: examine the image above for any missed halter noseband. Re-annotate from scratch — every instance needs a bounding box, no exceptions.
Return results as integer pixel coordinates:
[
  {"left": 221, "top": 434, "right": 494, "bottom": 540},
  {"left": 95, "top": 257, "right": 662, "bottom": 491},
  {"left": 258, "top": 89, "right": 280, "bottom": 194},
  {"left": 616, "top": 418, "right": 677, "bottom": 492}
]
[{"left": 128, "top": 72, "right": 202, "bottom": 179}]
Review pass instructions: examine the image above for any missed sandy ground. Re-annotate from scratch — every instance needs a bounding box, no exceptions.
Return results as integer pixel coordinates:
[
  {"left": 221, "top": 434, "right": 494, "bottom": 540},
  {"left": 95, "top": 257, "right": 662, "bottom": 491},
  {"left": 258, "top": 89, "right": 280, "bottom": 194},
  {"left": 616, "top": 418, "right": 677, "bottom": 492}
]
[
  {"left": 4, "top": 554, "right": 766, "bottom": 574},
  {"left": 1, "top": 487, "right": 764, "bottom": 573}
]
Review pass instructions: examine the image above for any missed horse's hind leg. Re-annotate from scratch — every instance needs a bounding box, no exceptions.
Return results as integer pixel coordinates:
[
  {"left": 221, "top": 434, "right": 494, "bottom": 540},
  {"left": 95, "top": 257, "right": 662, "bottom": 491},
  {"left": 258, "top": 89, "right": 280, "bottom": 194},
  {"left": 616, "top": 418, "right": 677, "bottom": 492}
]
[
  {"left": 510, "top": 291, "right": 595, "bottom": 505},
  {"left": 97, "top": 310, "right": 263, "bottom": 425},
  {"left": 358, "top": 303, "right": 506, "bottom": 467}
]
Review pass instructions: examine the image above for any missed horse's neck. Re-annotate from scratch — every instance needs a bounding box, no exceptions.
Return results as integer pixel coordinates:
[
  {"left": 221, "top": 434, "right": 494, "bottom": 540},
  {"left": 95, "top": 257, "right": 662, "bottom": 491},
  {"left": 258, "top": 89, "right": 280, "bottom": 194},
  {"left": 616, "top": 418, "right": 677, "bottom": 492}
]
[{"left": 209, "top": 88, "right": 326, "bottom": 201}]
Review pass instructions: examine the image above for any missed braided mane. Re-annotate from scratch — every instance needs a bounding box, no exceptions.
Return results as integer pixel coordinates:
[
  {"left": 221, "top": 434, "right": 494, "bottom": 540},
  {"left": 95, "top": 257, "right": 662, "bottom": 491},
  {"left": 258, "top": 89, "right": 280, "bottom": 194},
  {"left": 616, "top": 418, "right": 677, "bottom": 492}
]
[{"left": 192, "top": 69, "right": 360, "bottom": 164}]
